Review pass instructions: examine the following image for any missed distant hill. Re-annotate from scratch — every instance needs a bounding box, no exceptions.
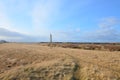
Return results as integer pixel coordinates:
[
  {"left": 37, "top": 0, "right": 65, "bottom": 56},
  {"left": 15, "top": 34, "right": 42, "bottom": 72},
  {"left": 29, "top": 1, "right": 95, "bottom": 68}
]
[{"left": 0, "top": 40, "right": 8, "bottom": 43}]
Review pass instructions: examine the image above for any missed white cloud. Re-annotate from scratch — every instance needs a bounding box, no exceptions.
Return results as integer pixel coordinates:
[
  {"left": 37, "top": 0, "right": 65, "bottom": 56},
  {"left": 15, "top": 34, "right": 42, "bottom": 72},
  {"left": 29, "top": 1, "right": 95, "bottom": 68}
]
[
  {"left": 84, "top": 17, "right": 120, "bottom": 42},
  {"left": 0, "top": 1, "right": 30, "bottom": 35},
  {"left": 31, "top": 0, "right": 84, "bottom": 41},
  {"left": 31, "top": 0, "right": 61, "bottom": 36},
  {"left": 0, "top": 36, "right": 22, "bottom": 40},
  {"left": 0, "top": 0, "right": 66, "bottom": 41},
  {"left": 0, "top": 1, "right": 35, "bottom": 42},
  {"left": 99, "top": 17, "right": 120, "bottom": 29},
  {"left": 0, "top": 27, "right": 24, "bottom": 41},
  {"left": 0, "top": 27, "right": 47, "bottom": 42},
  {"left": 2, "top": 0, "right": 89, "bottom": 42},
  {"left": 0, "top": 2, "right": 13, "bottom": 30},
  {"left": 75, "top": 28, "right": 81, "bottom": 32}
]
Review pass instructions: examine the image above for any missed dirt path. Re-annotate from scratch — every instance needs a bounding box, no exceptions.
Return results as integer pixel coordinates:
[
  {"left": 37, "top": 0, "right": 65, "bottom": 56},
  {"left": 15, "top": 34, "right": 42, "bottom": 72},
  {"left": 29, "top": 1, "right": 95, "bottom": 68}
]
[{"left": 62, "top": 48, "right": 120, "bottom": 80}]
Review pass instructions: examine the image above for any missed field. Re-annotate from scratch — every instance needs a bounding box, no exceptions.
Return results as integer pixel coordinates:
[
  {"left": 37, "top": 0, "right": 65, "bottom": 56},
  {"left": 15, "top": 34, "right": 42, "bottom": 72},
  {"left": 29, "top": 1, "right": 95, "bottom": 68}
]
[{"left": 0, "top": 43, "right": 120, "bottom": 80}]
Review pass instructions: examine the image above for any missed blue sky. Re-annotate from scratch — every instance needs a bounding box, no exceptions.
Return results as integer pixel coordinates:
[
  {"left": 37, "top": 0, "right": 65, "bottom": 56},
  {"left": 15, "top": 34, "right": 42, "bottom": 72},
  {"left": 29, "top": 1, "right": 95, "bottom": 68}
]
[{"left": 0, "top": 0, "right": 120, "bottom": 42}]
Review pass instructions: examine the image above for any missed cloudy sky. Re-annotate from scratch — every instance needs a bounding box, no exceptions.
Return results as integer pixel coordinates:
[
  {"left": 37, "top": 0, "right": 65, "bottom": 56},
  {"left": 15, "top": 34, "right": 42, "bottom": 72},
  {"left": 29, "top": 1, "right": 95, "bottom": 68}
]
[{"left": 0, "top": 0, "right": 120, "bottom": 42}]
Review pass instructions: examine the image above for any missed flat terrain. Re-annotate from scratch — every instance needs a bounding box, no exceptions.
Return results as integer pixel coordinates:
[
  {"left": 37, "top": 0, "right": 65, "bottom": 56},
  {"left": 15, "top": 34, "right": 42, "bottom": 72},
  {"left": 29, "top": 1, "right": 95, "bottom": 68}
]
[{"left": 0, "top": 43, "right": 120, "bottom": 80}]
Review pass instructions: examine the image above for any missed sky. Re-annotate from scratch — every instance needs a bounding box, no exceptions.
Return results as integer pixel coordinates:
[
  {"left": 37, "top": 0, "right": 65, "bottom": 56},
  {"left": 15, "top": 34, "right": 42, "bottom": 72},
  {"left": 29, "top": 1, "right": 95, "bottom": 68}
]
[{"left": 0, "top": 0, "right": 120, "bottom": 42}]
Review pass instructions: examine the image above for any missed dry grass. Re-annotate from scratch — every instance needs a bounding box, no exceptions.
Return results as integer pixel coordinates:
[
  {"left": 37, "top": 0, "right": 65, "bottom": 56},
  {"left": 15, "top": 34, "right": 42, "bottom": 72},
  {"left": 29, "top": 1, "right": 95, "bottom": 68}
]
[
  {"left": 65, "top": 49, "right": 120, "bottom": 80},
  {"left": 0, "top": 43, "right": 120, "bottom": 80},
  {"left": 46, "top": 43, "right": 120, "bottom": 51}
]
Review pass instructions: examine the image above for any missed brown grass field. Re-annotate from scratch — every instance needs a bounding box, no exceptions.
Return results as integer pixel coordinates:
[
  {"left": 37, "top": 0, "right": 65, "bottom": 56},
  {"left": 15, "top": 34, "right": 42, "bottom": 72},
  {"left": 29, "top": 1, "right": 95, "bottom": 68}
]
[{"left": 0, "top": 43, "right": 120, "bottom": 80}]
